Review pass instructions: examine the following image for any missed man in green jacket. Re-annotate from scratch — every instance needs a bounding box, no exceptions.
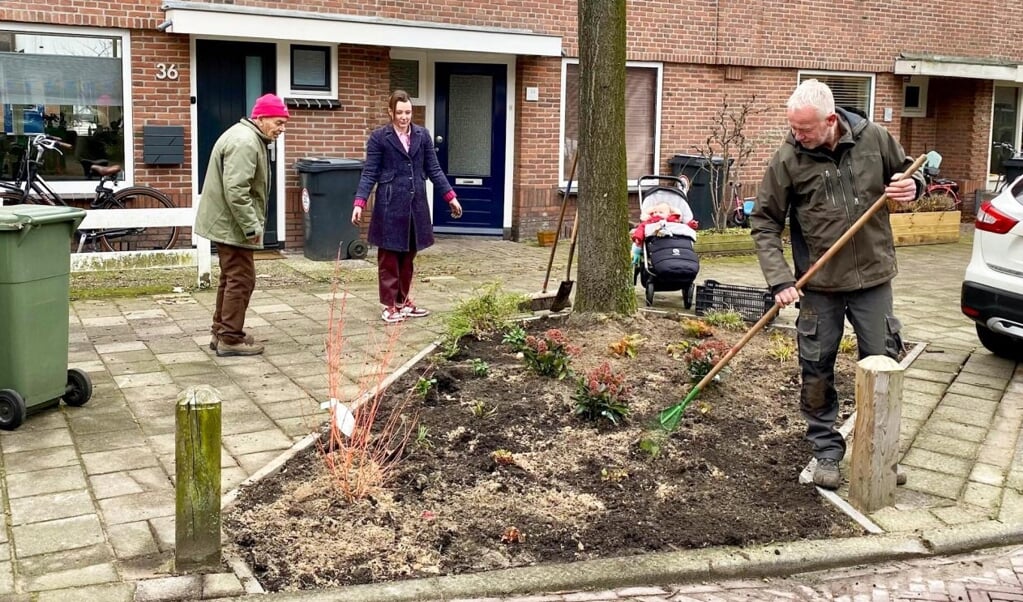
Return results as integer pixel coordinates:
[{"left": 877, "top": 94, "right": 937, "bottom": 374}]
[
  {"left": 195, "top": 93, "right": 289, "bottom": 357},
  {"left": 751, "top": 79, "right": 922, "bottom": 490}
]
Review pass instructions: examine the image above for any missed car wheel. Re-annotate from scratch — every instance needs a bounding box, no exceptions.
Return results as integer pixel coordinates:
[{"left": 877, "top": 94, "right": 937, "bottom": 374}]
[{"left": 975, "top": 324, "right": 1023, "bottom": 361}]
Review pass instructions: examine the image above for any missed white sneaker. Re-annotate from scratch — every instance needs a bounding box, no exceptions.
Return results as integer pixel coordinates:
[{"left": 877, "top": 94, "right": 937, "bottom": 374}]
[
  {"left": 381, "top": 306, "right": 406, "bottom": 323},
  {"left": 400, "top": 301, "right": 430, "bottom": 318}
]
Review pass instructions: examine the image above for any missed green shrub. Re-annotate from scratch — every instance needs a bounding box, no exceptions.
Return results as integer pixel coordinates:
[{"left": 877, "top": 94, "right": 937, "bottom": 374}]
[
  {"left": 441, "top": 283, "right": 528, "bottom": 357},
  {"left": 522, "top": 328, "right": 578, "bottom": 379}
]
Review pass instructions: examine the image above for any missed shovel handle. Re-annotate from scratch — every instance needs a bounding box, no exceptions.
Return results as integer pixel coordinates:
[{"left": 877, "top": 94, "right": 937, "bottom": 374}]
[
  {"left": 686, "top": 154, "right": 928, "bottom": 397},
  {"left": 564, "top": 208, "right": 580, "bottom": 280},
  {"left": 542, "top": 153, "right": 579, "bottom": 292}
]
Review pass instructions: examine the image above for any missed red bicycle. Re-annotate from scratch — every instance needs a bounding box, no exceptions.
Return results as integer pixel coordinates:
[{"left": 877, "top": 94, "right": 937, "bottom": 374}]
[
  {"left": 919, "top": 166, "right": 961, "bottom": 211},
  {"left": 725, "top": 181, "right": 756, "bottom": 228}
]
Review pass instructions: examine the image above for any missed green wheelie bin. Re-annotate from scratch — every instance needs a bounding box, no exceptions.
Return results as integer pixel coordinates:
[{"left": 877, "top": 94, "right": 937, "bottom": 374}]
[{"left": 0, "top": 205, "right": 92, "bottom": 430}]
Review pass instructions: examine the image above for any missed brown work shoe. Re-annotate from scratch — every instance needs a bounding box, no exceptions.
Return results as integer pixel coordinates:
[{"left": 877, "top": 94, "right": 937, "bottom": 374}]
[
  {"left": 216, "top": 339, "right": 264, "bottom": 357},
  {"left": 813, "top": 458, "right": 841, "bottom": 490},
  {"left": 209, "top": 334, "right": 254, "bottom": 351}
]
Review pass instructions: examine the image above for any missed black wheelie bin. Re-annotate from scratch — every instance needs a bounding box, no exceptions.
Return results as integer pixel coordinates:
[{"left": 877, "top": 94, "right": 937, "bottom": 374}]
[
  {"left": 295, "top": 157, "right": 368, "bottom": 261},
  {"left": 0, "top": 205, "right": 92, "bottom": 429}
]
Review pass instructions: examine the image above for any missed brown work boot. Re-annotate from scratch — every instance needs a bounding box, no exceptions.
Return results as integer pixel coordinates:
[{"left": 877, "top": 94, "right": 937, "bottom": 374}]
[
  {"left": 813, "top": 458, "right": 841, "bottom": 490},
  {"left": 216, "top": 338, "right": 264, "bottom": 357},
  {"left": 209, "top": 334, "right": 254, "bottom": 351}
]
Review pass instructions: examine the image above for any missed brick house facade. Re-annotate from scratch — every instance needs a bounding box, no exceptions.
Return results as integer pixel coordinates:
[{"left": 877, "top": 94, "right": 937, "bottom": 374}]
[{"left": 2, "top": 1, "right": 1021, "bottom": 250}]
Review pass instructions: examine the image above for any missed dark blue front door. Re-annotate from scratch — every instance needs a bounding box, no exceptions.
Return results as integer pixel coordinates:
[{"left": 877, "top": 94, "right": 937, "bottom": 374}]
[{"left": 433, "top": 63, "right": 507, "bottom": 235}]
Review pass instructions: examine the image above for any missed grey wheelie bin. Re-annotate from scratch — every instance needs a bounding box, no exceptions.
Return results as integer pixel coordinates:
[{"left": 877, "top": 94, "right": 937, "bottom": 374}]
[
  {"left": 295, "top": 157, "right": 368, "bottom": 261},
  {"left": 0, "top": 205, "right": 92, "bottom": 430}
]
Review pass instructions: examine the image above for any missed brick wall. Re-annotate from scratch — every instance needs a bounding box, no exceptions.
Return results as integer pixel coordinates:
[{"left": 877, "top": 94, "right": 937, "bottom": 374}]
[{"left": 4, "top": 0, "right": 1022, "bottom": 245}]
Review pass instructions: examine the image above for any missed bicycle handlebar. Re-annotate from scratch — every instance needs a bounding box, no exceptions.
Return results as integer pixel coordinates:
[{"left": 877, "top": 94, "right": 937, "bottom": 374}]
[{"left": 29, "top": 134, "right": 72, "bottom": 152}]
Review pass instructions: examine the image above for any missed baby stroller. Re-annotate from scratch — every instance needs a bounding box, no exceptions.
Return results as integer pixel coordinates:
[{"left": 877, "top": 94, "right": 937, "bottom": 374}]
[{"left": 633, "top": 174, "right": 700, "bottom": 307}]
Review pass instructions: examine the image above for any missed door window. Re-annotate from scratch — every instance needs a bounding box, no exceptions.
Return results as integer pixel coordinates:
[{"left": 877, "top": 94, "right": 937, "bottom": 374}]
[
  {"left": 991, "top": 85, "right": 1020, "bottom": 175},
  {"left": 447, "top": 74, "right": 492, "bottom": 177}
]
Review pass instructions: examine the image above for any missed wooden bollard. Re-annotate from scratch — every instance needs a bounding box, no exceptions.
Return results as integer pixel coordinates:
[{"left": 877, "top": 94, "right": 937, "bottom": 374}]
[
  {"left": 175, "top": 385, "right": 222, "bottom": 572},
  {"left": 848, "top": 355, "right": 904, "bottom": 513}
]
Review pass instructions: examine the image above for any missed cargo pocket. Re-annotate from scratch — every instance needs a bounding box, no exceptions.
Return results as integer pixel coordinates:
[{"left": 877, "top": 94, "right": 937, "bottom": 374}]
[
  {"left": 885, "top": 314, "right": 905, "bottom": 359},
  {"left": 797, "top": 313, "right": 821, "bottom": 362}
]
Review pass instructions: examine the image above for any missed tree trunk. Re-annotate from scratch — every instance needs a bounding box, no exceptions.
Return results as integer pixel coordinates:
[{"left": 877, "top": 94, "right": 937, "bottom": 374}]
[{"left": 575, "top": 0, "right": 635, "bottom": 315}]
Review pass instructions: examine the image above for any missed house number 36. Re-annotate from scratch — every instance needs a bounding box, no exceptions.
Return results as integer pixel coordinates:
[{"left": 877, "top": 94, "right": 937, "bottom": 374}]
[{"left": 155, "top": 63, "right": 179, "bottom": 80}]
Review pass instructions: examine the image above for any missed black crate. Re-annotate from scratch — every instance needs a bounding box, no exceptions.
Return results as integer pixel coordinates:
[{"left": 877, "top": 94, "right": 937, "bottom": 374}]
[{"left": 694, "top": 279, "right": 774, "bottom": 322}]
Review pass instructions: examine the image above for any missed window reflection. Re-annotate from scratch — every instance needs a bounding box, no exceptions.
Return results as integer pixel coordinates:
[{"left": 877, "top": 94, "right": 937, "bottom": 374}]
[{"left": 0, "top": 30, "right": 124, "bottom": 181}]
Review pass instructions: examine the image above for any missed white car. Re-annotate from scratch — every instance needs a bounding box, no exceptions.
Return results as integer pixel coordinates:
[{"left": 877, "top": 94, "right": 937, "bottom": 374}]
[{"left": 961, "top": 175, "right": 1023, "bottom": 360}]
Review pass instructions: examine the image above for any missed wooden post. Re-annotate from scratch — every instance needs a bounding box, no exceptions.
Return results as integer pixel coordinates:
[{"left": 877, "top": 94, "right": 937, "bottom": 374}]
[
  {"left": 848, "top": 355, "right": 904, "bottom": 513},
  {"left": 175, "top": 385, "right": 222, "bottom": 572}
]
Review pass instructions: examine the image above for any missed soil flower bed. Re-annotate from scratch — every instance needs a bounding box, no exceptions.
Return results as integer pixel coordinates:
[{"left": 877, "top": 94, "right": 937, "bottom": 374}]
[{"left": 225, "top": 310, "right": 863, "bottom": 592}]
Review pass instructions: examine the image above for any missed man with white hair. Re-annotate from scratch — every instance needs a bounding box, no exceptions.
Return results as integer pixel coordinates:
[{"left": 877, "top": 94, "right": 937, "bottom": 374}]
[{"left": 750, "top": 79, "right": 923, "bottom": 490}]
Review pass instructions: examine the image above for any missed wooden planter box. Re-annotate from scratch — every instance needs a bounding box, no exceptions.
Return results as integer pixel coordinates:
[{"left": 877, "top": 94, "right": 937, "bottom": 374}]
[
  {"left": 694, "top": 230, "right": 755, "bottom": 255},
  {"left": 889, "top": 211, "right": 960, "bottom": 247}
]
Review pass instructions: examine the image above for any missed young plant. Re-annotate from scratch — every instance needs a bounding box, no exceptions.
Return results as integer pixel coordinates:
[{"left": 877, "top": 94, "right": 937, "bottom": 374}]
[
  {"left": 501, "top": 324, "right": 528, "bottom": 352},
  {"left": 767, "top": 331, "right": 796, "bottom": 362},
  {"left": 665, "top": 340, "right": 695, "bottom": 360},
  {"left": 679, "top": 318, "right": 715, "bottom": 338},
  {"left": 491, "top": 449, "right": 515, "bottom": 466},
  {"left": 700, "top": 309, "right": 746, "bottom": 331},
  {"left": 414, "top": 424, "right": 433, "bottom": 450},
  {"left": 680, "top": 339, "right": 731, "bottom": 383},
  {"left": 573, "top": 361, "right": 630, "bottom": 426},
  {"left": 470, "top": 358, "right": 490, "bottom": 377},
  {"left": 441, "top": 283, "right": 528, "bottom": 357},
  {"left": 838, "top": 335, "right": 858, "bottom": 355},
  {"left": 608, "top": 334, "right": 644, "bottom": 358},
  {"left": 638, "top": 429, "right": 667, "bottom": 459},
  {"left": 468, "top": 399, "right": 497, "bottom": 419},
  {"left": 522, "top": 328, "right": 578, "bottom": 379},
  {"left": 414, "top": 376, "right": 437, "bottom": 398}
]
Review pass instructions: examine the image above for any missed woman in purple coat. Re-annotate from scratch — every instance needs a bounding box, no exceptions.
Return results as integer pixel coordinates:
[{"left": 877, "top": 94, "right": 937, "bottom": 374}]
[{"left": 351, "top": 90, "right": 463, "bottom": 323}]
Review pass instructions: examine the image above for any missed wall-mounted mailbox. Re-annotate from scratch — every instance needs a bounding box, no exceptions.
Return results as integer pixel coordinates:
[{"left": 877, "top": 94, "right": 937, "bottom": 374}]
[{"left": 143, "top": 125, "right": 184, "bottom": 165}]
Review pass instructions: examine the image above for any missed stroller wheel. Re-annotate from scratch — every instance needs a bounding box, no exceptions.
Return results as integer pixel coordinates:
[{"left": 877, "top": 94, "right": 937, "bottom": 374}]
[
  {"left": 683, "top": 282, "right": 694, "bottom": 309},
  {"left": 645, "top": 282, "right": 655, "bottom": 306}
]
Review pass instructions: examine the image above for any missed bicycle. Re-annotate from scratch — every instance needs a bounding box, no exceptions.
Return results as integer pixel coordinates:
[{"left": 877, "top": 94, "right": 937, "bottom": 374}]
[
  {"left": 992, "top": 141, "right": 1019, "bottom": 193},
  {"left": 0, "top": 134, "right": 178, "bottom": 252},
  {"left": 725, "top": 181, "right": 756, "bottom": 228},
  {"left": 918, "top": 165, "right": 962, "bottom": 211}
]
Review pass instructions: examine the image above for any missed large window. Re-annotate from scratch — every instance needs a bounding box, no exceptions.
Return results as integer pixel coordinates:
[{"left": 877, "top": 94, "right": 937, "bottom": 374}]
[
  {"left": 798, "top": 71, "right": 874, "bottom": 119},
  {"left": 562, "top": 61, "right": 661, "bottom": 182},
  {"left": 0, "top": 28, "right": 127, "bottom": 184}
]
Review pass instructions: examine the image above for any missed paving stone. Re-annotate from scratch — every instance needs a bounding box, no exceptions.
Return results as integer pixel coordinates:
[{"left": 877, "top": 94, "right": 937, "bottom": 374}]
[
  {"left": 930, "top": 405, "right": 996, "bottom": 428},
  {"left": 12, "top": 514, "right": 105, "bottom": 557},
  {"left": 954, "top": 371, "right": 1010, "bottom": 390},
  {"left": 222, "top": 428, "right": 293, "bottom": 456},
  {"left": 89, "top": 469, "right": 174, "bottom": 500},
  {"left": 869, "top": 507, "right": 945, "bottom": 532},
  {"left": 903, "top": 448, "right": 974, "bottom": 476},
  {"left": 903, "top": 379, "right": 948, "bottom": 396},
  {"left": 3, "top": 446, "right": 79, "bottom": 473},
  {"left": 113, "top": 371, "right": 176, "bottom": 389},
  {"left": 97, "top": 490, "right": 175, "bottom": 525},
  {"left": 81, "top": 445, "right": 161, "bottom": 475},
  {"left": 898, "top": 466, "right": 964, "bottom": 499},
  {"left": 106, "top": 521, "right": 160, "bottom": 558},
  {"left": 969, "top": 462, "right": 1007, "bottom": 487},
  {"left": 0, "top": 428, "right": 74, "bottom": 454},
  {"left": 922, "top": 420, "right": 987, "bottom": 443},
  {"left": 1000, "top": 489, "right": 1023, "bottom": 523},
  {"left": 0, "top": 561, "right": 15, "bottom": 596},
  {"left": 36, "top": 582, "right": 133, "bottom": 601},
  {"left": 6, "top": 466, "right": 88, "bottom": 499},
  {"left": 905, "top": 368, "right": 956, "bottom": 385},
  {"left": 931, "top": 504, "right": 991, "bottom": 525},
  {"left": 962, "top": 481, "right": 1002, "bottom": 510},
  {"left": 94, "top": 341, "right": 148, "bottom": 354},
  {"left": 946, "top": 381, "right": 1005, "bottom": 401},
  {"left": 134, "top": 575, "right": 203, "bottom": 601},
  {"left": 940, "top": 393, "right": 999, "bottom": 415},
  {"left": 68, "top": 411, "right": 144, "bottom": 438},
  {"left": 201, "top": 572, "right": 246, "bottom": 598},
  {"left": 235, "top": 450, "right": 288, "bottom": 475},
  {"left": 19, "top": 561, "right": 119, "bottom": 593},
  {"left": 8, "top": 490, "right": 94, "bottom": 525}
]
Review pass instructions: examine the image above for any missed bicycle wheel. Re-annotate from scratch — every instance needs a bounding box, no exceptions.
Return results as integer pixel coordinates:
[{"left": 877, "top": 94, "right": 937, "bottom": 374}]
[
  {"left": 0, "top": 189, "right": 25, "bottom": 206},
  {"left": 97, "top": 187, "right": 179, "bottom": 252}
]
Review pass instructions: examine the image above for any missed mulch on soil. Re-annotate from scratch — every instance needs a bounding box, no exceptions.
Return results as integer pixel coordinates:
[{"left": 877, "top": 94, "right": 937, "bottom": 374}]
[{"left": 225, "top": 311, "right": 863, "bottom": 592}]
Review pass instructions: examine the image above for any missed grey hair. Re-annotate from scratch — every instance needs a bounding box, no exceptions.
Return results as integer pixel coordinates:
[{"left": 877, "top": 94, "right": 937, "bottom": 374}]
[{"left": 787, "top": 79, "right": 835, "bottom": 119}]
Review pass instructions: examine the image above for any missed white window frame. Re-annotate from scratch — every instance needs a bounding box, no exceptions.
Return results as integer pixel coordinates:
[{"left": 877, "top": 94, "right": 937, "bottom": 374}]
[
  {"left": 0, "top": 22, "right": 134, "bottom": 194},
  {"left": 902, "top": 75, "right": 928, "bottom": 118},
  {"left": 797, "top": 70, "right": 875, "bottom": 120},
  {"left": 559, "top": 59, "right": 663, "bottom": 186},
  {"left": 389, "top": 49, "right": 427, "bottom": 105},
  {"left": 278, "top": 43, "right": 338, "bottom": 100}
]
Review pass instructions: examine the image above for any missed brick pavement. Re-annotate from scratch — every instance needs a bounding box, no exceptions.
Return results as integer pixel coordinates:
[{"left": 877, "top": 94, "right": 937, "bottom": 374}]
[{"left": 0, "top": 228, "right": 1020, "bottom": 601}]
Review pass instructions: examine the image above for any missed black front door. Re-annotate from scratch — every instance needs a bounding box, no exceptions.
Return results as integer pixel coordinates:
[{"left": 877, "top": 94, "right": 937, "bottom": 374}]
[{"left": 196, "top": 40, "right": 280, "bottom": 247}]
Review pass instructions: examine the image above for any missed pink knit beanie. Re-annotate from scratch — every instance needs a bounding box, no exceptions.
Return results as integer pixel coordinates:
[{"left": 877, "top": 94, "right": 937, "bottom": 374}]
[{"left": 250, "top": 94, "right": 290, "bottom": 119}]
